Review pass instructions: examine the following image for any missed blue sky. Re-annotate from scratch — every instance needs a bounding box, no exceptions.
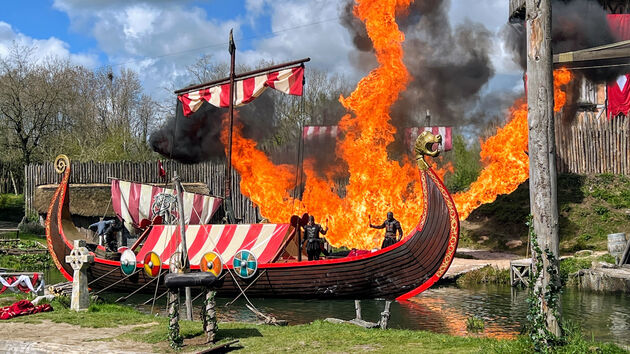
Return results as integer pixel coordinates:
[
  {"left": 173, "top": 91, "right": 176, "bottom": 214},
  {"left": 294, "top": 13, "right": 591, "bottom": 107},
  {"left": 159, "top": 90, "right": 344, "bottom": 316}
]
[{"left": 0, "top": 0, "right": 522, "bottom": 105}]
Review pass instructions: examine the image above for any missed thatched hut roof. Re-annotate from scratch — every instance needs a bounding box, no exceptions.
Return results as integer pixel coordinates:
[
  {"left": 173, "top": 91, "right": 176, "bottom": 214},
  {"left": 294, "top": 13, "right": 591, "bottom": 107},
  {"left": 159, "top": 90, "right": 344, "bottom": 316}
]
[{"left": 34, "top": 182, "right": 212, "bottom": 217}]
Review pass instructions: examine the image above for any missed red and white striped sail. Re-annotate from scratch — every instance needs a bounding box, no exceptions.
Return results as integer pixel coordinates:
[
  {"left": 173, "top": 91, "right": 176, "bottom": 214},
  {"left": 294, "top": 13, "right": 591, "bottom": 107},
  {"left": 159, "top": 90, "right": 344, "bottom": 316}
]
[
  {"left": 135, "top": 223, "right": 293, "bottom": 265},
  {"left": 405, "top": 126, "right": 453, "bottom": 152},
  {"left": 302, "top": 125, "right": 339, "bottom": 141},
  {"left": 111, "top": 180, "right": 222, "bottom": 227},
  {"left": 179, "top": 66, "right": 304, "bottom": 116}
]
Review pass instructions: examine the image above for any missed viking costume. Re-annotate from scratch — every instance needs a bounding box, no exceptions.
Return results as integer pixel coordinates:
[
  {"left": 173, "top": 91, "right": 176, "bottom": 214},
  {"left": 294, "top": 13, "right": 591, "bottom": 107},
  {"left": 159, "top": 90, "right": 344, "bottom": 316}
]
[
  {"left": 302, "top": 216, "right": 328, "bottom": 261},
  {"left": 370, "top": 212, "right": 403, "bottom": 249}
]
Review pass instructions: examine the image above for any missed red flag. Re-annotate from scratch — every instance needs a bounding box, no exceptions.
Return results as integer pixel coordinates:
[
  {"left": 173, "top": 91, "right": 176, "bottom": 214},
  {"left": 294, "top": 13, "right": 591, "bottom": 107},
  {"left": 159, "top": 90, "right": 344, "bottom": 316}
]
[{"left": 158, "top": 160, "right": 166, "bottom": 178}]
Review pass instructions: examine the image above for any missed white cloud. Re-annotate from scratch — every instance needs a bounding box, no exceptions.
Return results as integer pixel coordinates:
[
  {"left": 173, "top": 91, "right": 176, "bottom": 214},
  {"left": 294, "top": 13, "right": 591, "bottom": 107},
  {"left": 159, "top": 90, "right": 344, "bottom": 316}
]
[
  {"left": 0, "top": 21, "right": 98, "bottom": 68},
  {"left": 241, "top": 0, "right": 363, "bottom": 84},
  {"left": 52, "top": 0, "right": 243, "bottom": 101}
]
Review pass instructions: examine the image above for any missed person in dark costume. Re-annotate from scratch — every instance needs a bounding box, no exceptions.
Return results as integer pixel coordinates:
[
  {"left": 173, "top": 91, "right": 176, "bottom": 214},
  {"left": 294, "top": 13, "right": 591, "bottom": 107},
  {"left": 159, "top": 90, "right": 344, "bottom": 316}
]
[
  {"left": 301, "top": 215, "right": 329, "bottom": 261},
  {"left": 103, "top": 219, "right": 124, "bottom": 252},
  {"left": 369, "top": 211, "right": 403, "bottom": 249}
]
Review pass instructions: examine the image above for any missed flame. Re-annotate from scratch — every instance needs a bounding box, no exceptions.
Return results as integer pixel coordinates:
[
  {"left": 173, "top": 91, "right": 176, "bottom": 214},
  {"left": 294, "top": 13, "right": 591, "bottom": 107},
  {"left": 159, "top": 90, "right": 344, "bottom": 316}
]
[
  {"left": 223, "top": 0, "right": 431, "bottom": 249},
  {"left": 223, "top": 1, "right": 572, "bottom": 248},
  {"left": 453, "top": 68, "right": 573, "bottom": 220}
]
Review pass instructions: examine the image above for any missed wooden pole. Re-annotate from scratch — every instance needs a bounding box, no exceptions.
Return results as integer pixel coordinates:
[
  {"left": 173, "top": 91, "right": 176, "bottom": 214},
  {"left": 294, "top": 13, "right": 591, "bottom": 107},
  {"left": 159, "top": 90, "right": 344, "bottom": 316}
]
[
  {"left": 526, "top": 0, "right": 562, "bottom": 338},
  {"left": 174, "top": 172, "right": 192, "bottom": 321},
  {"left": 224, "top": 29, "right": 237, "bottom": 224}
]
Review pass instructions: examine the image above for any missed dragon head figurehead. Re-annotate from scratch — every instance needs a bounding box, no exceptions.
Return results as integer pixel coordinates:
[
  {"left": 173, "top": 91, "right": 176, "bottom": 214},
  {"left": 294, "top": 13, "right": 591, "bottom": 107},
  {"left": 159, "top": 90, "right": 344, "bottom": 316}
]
[{"left": 414, "top": 131, "right": 442, "bottom": 170}]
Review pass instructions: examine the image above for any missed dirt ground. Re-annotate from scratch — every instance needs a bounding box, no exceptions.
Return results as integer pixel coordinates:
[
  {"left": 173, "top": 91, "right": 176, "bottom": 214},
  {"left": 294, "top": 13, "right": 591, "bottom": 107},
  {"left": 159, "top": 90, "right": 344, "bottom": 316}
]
[{"left": 0, "top": 320, "right": 157, "bottom": 353}]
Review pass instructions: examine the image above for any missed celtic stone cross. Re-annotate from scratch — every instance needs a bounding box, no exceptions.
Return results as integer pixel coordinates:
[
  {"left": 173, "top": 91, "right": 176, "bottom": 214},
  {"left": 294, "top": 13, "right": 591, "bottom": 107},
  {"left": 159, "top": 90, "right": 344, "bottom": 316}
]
[{"left": 65, "top": 239, "right": 94, "bottom": 311}]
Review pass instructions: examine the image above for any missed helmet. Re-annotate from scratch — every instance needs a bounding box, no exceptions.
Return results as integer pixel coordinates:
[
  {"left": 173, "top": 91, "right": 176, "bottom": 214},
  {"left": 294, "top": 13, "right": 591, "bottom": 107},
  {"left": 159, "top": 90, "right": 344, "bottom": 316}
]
[{"left": 387, "top": 212, "right": 394, "bottom": 220}]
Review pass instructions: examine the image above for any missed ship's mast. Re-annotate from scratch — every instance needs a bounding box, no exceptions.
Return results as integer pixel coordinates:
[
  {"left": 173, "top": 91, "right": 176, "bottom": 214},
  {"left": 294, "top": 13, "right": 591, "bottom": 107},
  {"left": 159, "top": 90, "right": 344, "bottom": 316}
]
[{"left": 224, "top": 30, "right": 237, "bottom": 224}]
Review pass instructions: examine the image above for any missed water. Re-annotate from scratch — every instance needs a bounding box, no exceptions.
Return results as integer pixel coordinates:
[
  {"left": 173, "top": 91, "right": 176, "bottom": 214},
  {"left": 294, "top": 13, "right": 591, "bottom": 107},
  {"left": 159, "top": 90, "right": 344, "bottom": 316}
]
[{"left": 45, "top": 269, "right": 630, "bottom": 347}]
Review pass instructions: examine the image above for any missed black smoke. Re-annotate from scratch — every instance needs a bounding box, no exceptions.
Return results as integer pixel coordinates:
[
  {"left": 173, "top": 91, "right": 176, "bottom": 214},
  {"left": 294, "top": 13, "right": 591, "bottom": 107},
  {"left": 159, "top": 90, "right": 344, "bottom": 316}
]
[
  {"left": 503, "top": 0, "right": 627, "bottom": 82},
  {"left": 341, "top": 0, "right": 496, "bottom": 155},
  {"left": 150, "top": 94, "right": 276, "bottom": 164}
]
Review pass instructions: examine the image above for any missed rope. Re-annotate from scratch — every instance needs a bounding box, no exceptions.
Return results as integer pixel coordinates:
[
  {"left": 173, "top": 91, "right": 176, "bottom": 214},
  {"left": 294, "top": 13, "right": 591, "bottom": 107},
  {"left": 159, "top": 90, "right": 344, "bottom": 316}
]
[
  {"left": 224, "top": 270, "right": 267, "bottom": 307},
  {"left": 115, "top": 273, "right": 163, "bottom": 303},
  {"left": 93, "top": 269, "right": 141, "bottom": 295},
  {"left": 88, "top": 267, "right": 118, "bottom": 286},
  {"left": 150, "top": 265, "right": 164, "bottom": 314}
]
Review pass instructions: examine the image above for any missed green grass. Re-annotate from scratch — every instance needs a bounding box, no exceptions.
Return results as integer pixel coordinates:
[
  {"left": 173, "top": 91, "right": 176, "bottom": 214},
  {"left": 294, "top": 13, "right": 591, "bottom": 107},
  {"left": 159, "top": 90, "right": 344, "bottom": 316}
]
[
  {"left": 461, "top": 174, "right": 630, "bottom": 254},
  {"left": 456, "top": 266, "right": 510, "bottom": 287},
  {"left": 7, "top": 300, "right": 625, "bottom": 353},
  {"left": 560, "top": 253, "right": 618, "bottom": 284}
]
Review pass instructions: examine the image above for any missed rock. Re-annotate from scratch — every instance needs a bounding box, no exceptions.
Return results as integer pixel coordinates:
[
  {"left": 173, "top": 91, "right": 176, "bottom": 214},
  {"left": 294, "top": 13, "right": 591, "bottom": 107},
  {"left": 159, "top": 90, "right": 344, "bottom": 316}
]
[
  {"left": 477, "top": 236, "right": 489, "bottom": 244},
  {"left": 593, "top": 261, "right": 618, "bottom": 269},
  {"left": 574, "top": 250, "right": 594, "bottom": 257},
  {"left": 505, "top": 240, "right": 523, "bottom": 249}
]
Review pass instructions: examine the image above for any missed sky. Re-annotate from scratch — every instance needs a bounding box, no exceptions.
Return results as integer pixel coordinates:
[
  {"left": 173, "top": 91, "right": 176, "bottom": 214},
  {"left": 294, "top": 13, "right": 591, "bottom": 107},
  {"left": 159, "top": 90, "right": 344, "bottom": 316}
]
[{"left": 0, "top": 0, "right": 522, "bottom": 104}]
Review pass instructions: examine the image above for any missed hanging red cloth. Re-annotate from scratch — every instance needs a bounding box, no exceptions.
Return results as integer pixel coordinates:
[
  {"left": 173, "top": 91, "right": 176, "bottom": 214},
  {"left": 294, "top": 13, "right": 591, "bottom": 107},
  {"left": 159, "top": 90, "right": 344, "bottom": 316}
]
[
  {"left": 607, "top": 14, "right": 630, "bottom": 40},
  {"left": 607, "top": 15, "right": 630, "bottom": 118},
  {"left": 607, "top": 74, "right": 630, "bottom": 118}
]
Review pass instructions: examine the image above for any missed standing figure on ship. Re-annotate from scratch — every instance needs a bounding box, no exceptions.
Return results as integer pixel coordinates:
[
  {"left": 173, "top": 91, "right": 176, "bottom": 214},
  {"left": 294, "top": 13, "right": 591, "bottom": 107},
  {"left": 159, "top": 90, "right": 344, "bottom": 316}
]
[
  {"left": 301, "top": 215, "right": 329, "bottom": 261},
  {"left": 369, "top": 211, "right": 403, "bottom": 249}
]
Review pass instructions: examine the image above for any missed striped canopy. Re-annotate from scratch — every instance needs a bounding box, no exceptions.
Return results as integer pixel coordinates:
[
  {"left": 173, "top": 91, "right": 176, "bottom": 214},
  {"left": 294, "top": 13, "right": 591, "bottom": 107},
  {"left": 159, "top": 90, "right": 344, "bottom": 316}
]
[
  {"left": 135, "top": 224, "right": 293, "bottom": 266},
  {"left": 178, "top": 66, "right": 304, "bottom": 116},
  {"left": 111, "top": 179, "right": 222, "bottom": 227}
]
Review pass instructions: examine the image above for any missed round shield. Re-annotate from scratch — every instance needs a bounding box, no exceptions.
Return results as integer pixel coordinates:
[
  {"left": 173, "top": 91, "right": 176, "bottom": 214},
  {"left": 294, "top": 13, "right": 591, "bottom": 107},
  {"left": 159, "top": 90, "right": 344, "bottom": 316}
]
[
  {"left": 200, "top": 252, "right": 223, "bottom": 277},
  {"left": 143, "top": 251, "right": 162, "bottom": 277},
  {"left": 232, "top": 250, "right": 257, "bottom": 279},
  {"left": 120, "top": 249, "right": 137, "bottom": 275},
  {"left": 169, "top": 252, "right": 183, "bottom": 273}
]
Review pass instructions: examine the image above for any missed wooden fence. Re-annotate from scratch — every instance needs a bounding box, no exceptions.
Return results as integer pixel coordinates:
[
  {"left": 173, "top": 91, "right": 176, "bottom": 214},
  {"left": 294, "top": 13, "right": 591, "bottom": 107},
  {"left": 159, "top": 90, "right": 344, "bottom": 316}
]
[
  {"left": 555, "top": 113, "right": 630, "bottom": 175},
  {"left": 24, "top": 160, "right": 262, "bottom": 223}
]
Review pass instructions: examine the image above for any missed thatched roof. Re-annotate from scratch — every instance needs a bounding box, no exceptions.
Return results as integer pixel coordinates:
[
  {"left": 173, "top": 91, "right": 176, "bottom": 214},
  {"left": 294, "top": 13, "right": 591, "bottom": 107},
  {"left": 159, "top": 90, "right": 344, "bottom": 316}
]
[{"left": 34, "top": 182, "right": 213, "bottom": 217}]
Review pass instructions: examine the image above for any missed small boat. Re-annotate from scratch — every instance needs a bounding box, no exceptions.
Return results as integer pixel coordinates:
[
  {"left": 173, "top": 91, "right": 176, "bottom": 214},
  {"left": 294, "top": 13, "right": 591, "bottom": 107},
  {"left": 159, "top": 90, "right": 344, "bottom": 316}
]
[{"left": 46, "top": 134, "right": 459, "bottom": 301}]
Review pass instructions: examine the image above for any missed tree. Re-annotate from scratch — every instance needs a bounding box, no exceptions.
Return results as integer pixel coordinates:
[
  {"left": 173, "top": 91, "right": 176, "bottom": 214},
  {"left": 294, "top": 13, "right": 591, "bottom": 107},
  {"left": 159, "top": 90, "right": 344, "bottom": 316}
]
[{"left": 0, "top": 43, "right": 74, "bottom": 164}]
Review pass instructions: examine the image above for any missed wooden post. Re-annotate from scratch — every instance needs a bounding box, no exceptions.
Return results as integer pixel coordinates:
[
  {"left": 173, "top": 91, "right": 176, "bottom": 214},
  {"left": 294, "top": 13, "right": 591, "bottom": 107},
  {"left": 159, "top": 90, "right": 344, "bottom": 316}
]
[
  {"left": 354, "top": 300, "right": 362, "bottom": 320},
  {"left": 380, "top": 301, "right": 392, "bottom": 330},
  {"left": 202, "top": 288, "right": 217, "bottom": 343},
  {"left": 174, "top": 172, "right": 192, "bottom": 321},
  {"left": 526, "top": 0, "right": 562, "bottom": 338}
]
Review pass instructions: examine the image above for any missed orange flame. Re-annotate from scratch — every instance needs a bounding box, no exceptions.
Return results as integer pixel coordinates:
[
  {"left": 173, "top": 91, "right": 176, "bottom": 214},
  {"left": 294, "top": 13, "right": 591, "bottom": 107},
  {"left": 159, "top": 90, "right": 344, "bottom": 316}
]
[
  {"left": 223, "top": 1, "right": 573, "bottom": 249},
  {"left": 223, "top": 0, "right": 435, "bottom": 249},
  {"left": 453, "top": 68, "right": 573, "bottom": 220}
]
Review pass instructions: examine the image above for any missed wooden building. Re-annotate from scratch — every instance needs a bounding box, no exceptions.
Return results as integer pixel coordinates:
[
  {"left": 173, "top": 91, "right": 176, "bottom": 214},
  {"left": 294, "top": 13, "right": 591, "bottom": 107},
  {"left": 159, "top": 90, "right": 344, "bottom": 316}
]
[{"left": 510, "top": 0, "right": 630, "bottom": 175}]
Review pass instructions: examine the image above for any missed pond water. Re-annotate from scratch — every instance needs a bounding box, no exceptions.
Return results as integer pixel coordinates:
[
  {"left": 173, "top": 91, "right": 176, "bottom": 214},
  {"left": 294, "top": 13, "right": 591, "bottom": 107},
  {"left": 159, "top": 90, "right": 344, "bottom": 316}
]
[{"left": 45, "top": 269, "right": 630, "bottom": 347}]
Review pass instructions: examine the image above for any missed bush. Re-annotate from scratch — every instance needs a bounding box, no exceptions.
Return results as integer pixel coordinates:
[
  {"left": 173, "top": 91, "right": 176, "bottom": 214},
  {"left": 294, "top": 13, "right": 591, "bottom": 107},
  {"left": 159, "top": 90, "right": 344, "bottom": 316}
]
[
  {"left": 456, "top": 265, "right": 510, "bottom": 287},
  {"left": 18, "top": 221, "right": 45, "bottom": 235},
  {"left": 445, "top": 135, "right": 482, "bottom": 193}
]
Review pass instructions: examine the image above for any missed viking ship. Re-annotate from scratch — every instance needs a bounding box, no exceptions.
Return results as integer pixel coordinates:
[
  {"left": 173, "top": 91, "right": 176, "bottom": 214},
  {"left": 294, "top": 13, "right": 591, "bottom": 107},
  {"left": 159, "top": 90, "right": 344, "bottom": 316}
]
[{"left": 45, "top": 132, "right": 459, "bottom": 301}]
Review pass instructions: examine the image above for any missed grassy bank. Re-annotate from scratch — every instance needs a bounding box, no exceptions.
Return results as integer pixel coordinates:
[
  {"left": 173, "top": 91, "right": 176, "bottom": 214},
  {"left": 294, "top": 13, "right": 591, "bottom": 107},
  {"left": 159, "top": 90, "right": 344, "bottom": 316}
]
[
  {"left": 2, "top": 300, "right": 624, "bottom": 353},
  {"left": 456, "top": 253, "right": 618, "bottom": 288},
  {"left": 460, "top": 174, "right": 630, "bottom": 254}
]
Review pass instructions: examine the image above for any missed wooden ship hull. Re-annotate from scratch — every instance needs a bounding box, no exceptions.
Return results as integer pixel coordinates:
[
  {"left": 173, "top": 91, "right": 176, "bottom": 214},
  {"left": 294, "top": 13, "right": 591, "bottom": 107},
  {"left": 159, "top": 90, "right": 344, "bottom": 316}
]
[{"left": 46, "top": 157, "right": 459, "bottom": 301}]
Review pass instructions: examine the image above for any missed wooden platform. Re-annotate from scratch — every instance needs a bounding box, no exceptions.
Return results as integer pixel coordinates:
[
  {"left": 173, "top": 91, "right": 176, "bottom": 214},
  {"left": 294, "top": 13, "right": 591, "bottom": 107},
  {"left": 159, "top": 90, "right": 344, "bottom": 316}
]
[{"left": 510, "top": 258, "right": 532, "bottom": 287}]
